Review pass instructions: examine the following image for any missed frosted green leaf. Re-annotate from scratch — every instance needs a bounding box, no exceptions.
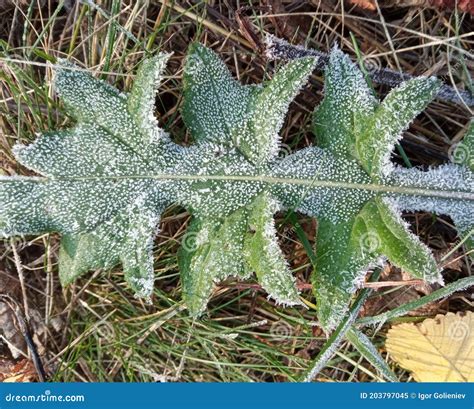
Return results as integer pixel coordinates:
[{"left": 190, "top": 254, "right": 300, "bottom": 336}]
[
  {"left": 128, "top": 53, "right": 172, "bottom": 144},
  {"left": 161, "top": 142, "right": 262, "bottom": 218},
  {"left": 178, "top": 208, "right": 250, "bottom": 316},
  {"left": 453, "top": 120, "right": 474, "bottom": 170},
  {"left": 1, "top": 55, "right": 174, "bottom": 299},
  {"left": 120, "top": 204, "right": 162, "bottom": 298},
  {"left": 310, "top": 48, "right": 449, "bottom": 330},
  {"left": 313, "top": 218, "right": 372, "bottom": 330},
  {"left": 182, "top": 43, "right": 255, "bottom": 146},
  {"left": 0, "top": 44, "right": 472, "bottom": 328},
  {"left": 356, "top": 76, "right": 440, "bottom": 179},
  {"left": 313, "top": 47, "right": 376, "bottom": 159},
  {"left": 244, "top": 194, "right": 300, "bottom": 305},
  {"left": 238, "top": 56, "right": 317, "bottom": 164},
  {"left": 270, "top": 146, "right": 374, "bottom": 223},
  {"left": 179, "top": 193, "right": 301, "bottom": 315},
  {"left": 364, "top": 197, "right": 439, "bottom": 283},
  {"left": 314, "top": 196, "right": 440, "bottom": 331},
  {"left": 1, "top": 45, "right": 315, "bottom": 310},
  {"left": 60, "top": 201, "right": 163, "bottom": 299},
  {"left": 390, "top": 163, "right": 474, "bottom": 256},
  {"left": 183, "top": 43, "right": 317, "bottom": 164},
  {"left": 54, "top": 60, "right": 143, "bottom": 153},
  {"left": 13, "top": 124, "right": 155, "bottom": 177},
  {"left": 452, "top": 121, "right": 474, "bottom": 251},
  {"left": 0, "top": 177, "right": 165, "bottom": 234}
]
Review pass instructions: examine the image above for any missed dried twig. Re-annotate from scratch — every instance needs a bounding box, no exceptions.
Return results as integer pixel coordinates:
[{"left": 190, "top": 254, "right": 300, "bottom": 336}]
[
  {"left": 265, "top": 34, "right": 474, "bottom": 107},
  {"left": 0, "top": 295, "right": 46, "bottom": 382}
]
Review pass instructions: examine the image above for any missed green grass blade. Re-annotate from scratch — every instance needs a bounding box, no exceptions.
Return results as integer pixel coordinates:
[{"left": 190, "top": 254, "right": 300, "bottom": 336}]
[
  {"left": 346, "top": 327, "right": 397, "bottom": 382},
  {"left": 299, "top": 269, "right": 382, "bottom": 382},
  {"left": 356, "top": 276, "right": 474, "bottom": 326}
]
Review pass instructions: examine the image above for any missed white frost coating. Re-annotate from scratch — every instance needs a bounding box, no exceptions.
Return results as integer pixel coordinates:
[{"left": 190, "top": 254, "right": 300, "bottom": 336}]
[
  {"left": 389, "top": 164, "right": 474, "bottom": 242},
  {"left": 381, "top": 197, "right": 443, "bottom": 285},
  {"left": 1, "top": 44, "right": 472, "bottom": 322},
  {"left": 128, "top": 53, "right": 172, "bottom": 145},
  {"left": 0, "top": 57, "right": 176, "bottom": 299},
  {"left": 270, "top": 146, "right": 374, "bottom": 223},
  {"left": 307, "top": 46, "right": 461, "bottom": 331},
  {"left": 362, "top": 76, "right": 441, "bottom": 178},
  {"left": 352, "top": 257, "right": 387, "bottom": 291},
  {"left": 120, "top": 200, "right": 162, "bottom": 299},
  {"left": 183, "top": 44, "right": 256, "bottom": 146},
  {"left": 252, "top": 195, "right": 301, "bottom": 306},
  {"left": 183, "top": 43, "right": 317, "bottom": 165},
  {"left": 181, "top": 192, "right": 301, "bottom": 314},
  {"left": 316, "top": 258, "right": 383, "bottom": 332},
  {"left": 180, "top": 210, "right": 253, "bottom": 315},
  {"left": 240, "top": 56, "right": 318, "bottom": 164},
  {"left": 314, "top": 46, "right": 377, "bottom": 159},
  {"left": 54, "top": 60, "right": 140, "bottom": 151}
]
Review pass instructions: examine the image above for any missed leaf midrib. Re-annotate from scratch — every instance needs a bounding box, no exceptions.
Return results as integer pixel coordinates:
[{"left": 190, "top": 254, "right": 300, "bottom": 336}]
[{"left": 2, "top": 173, "right": 473, "bottom": 202}]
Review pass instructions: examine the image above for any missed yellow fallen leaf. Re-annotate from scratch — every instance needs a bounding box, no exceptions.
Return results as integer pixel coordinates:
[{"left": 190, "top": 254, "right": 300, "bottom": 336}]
[{"left": 386, "top": 311, "right": 474, "bottom": 382}]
